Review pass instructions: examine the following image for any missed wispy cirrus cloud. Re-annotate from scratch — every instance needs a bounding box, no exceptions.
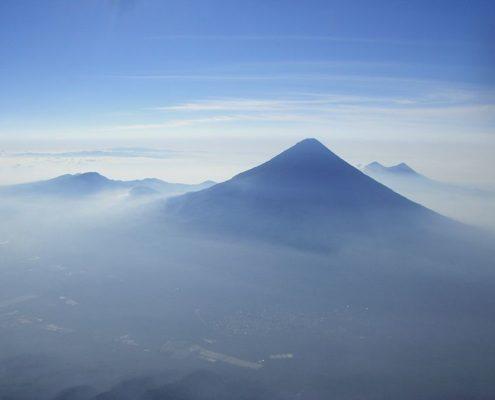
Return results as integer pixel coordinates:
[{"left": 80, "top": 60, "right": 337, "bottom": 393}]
[
  {"left": 150, "top": 95, "right": 427, "bottom": 113},
  {"left": 147, "top": 34, "right": 475, "bottom": 47},
  {"left": 150, "top": 87, "right": 494, "bottom": 114},
  {"left": 152, "top": 99, "right": 309, "bottom": 112},
  {"left": 97, "top": 116, "right": 242, "bottom": 132},
  {"left": 115, "top": 73, "right": 442, "bottom": 84},
  {"left": 97, "top": 89, "right": 495, "bottom": 133},
  {"left": 95, "top": 106, "right": 495, "bottom": 133},
  {"left": 81, "top": 74, "right": 495, "bottom": 135},
  {"left": 9, "top": 147, "right": 178, "bottom": 159}
]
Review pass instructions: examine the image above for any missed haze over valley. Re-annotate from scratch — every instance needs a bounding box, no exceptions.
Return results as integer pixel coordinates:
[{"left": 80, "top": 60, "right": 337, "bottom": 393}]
[
  {"left": 1, "top": 139, "right": 495, "bottom": 399},
  {"left": 1, "top": 1, "right": 494, "bottom": 398}
]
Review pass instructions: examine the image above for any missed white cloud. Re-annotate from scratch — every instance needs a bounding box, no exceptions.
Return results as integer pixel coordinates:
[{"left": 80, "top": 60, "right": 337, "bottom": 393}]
[{"left": 9, "top": 147, "right": 179, "bottom": 159}]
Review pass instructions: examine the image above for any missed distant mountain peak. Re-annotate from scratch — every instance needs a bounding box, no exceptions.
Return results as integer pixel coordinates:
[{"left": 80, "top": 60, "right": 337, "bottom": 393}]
[
  {"left": 294, "top": 137, "right": 326, "bottom": 148},
  {"left": 54, "top": 171, "right": 108, "bottom": 181},
  {"left": 1, "top": 172, "right": 215, "bottom": 198},
  {"left": 367, "top": 161, "right": 385, "bottom": 169},
  {"left": 231, "top": 138, "right": 353, "bottom": 185},
  {"left": 364, "top": 161, "right": 421, "bottom": 177},
  {"left": 76, "top": 171, "right": 103, "bottom": 177},
  {"left": 73, "top": 171, "right": 108, "bottom": 180},
  {"left": 281, "top": 138, "right": 337, "bottom": 158},
  {"left": 392, "top": 162, "right": 415, "bottom": 174},
  {"left": 48, "top": 171, "right": 110, "bottom": 184}
]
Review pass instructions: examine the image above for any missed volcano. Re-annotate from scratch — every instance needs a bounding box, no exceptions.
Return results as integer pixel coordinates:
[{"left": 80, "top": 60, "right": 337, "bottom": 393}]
[
  {"left": 364, "top": 161, "right": 424, "bottom": 178},
  {"left": 166, "top": 139, "right": 454, "bottom": 249}
]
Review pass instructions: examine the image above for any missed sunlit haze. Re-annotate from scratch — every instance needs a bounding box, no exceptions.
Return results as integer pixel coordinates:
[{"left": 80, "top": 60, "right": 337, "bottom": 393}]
[
  {"left": 1, "top": 1, "right": 494, "bottom": 186},
  {"left": 1, "top": 2, "right": 495, "bottom": 400}
]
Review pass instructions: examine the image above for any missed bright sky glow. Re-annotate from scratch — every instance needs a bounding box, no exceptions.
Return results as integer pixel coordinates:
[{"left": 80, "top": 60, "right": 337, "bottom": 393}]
[{"left": 0, "top": 0, "right": 494, "bottom": 185}]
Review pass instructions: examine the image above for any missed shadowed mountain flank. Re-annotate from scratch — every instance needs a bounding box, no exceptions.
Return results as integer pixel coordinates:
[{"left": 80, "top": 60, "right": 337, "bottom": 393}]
[{"left": 166, "top": 139, "right": 455, "bottom": 249}]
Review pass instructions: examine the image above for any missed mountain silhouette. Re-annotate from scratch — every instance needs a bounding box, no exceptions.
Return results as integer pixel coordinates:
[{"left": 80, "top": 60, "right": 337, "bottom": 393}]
[
  {"left": 166, "top": 138, "right": 454, "bottom": 250},
  {"left": 363, "top": 161, "right": 493, "bottom": 202},
  {"left": 0, "top": 172, "right": 215, "bottom": 198},
  {"left": 364, "top": 161, "right": 424, "bottom": 178},
  {"left": 0, "top": 172, "right": 119, "bottom": 196}
]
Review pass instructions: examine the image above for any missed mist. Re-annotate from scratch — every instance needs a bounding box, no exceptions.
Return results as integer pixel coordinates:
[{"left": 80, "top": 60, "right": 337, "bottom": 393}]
[
  {"left": 1, "top": 144, "right": 495, "bottom": 400},
  {"left": 2, "top": 0, "right": 495, "bottom": 397}
]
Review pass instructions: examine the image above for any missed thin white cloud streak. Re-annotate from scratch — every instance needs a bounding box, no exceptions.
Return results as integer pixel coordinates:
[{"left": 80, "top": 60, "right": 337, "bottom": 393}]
[
  {"left": 9, "top": 147, "right": 179, "bottom": 159},
  {"left": 98, "top": 104, "right": 495, "bottom": 132},
  {"left": 147, "top": 34, "right": 475, "bottom": 47},
  {"left": 97, "top": 116, "right": 241, "bottom": 132},
  {"left": 149, "top": 84, "right": 495, "bottom": 113},
  {"left": 115, "top": 74, "right": 318, "bottom": 81},
  {"left": 95, "top": 82, "right": 495, "bottom": 135},
  {"left": 152, "top": 91, "right": 489, "bottom": 113},
  {"left": 152, "top": 96, "right": 415, "bottom": 112},
  {"left": 113, "top": 74, "right": 495, "bottom": 99},
  {"left": 115, "top": 74, "right": 449, "bottom": 86}
]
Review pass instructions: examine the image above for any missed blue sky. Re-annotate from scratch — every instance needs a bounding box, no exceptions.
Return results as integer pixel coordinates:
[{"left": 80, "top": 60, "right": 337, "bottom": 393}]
[{"left": 0, "top": 0, "right": 494, "bottom": 184}]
